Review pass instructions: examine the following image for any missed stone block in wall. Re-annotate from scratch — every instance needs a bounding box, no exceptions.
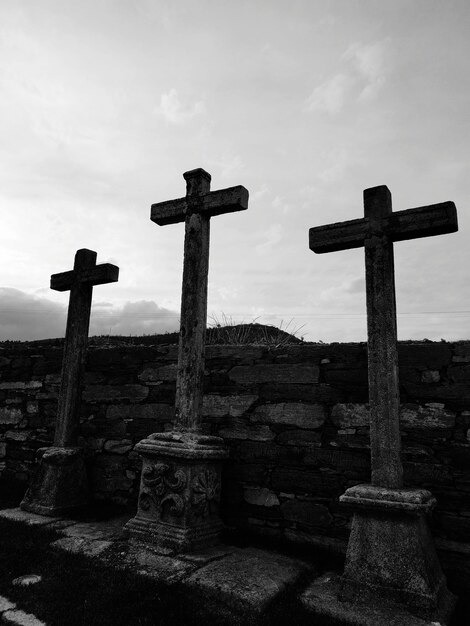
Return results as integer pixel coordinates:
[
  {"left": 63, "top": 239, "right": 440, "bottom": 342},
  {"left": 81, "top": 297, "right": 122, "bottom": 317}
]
[
  {"left": 251, "top": 403, "right": 326, "bottom": 429},
  {"left": 401, "top": 381, "right": 470, "bottom": 408},
  {"left": 275, "top": 430, "right": 321, "bottom": 447},
  {"left": 0, "top": 407, "right": 23, "bottom": 425},
  {"left": 398, "top": 343, "right": 452, "bottom": 368},
  {"left": 218, "top": 418, "right": 274, "bottom": 441},
  {"left": 106, "top": 403, "right": 174, "bottom": 422},
  {"left": 403, "top": 461, "right": 453, "bottom": 486},
  {"left": 138, "top": 364, "right": 178, "bottom": 382},
  {"left": 304, "top": 447, "right": 370, "bottom": 471},
  {"left": 103, "top": 439, "right": 134, "bottom": 454},
  {"left": 0, "top": 442, "right": 6, "bottom": 458},
  {"left": 400, "top": 403, "right": 455, "bottom": 429},
  {"left": 0, "top": 381, "right": 42, "bottom": 390},
  {"left": 435, "top": 444, "right": 470, "bottom": 470},
  {"left": 447, "top": 365, "right": 470, "bottom": 383},
  {"left": 331, "top": 404, "right": 369, "bottom": 429},
  {"left": 258, "top": 383, "right": 345, "bottom": 404},
  {"left": 205, "top": 345, "right": 264, "bottom": 362},
  {"left": 82, "top": 384, "right": 149, "bottom": 403},
  {"left": 281, "top": 499, "right": 333, "bottom": 528},
  {"left": 202, "top": 394, "right": 258, "bottom": 417},
  {"left": 237, "top": 441, "right": 304, "bottom": 464},
  {"left": 229, "top": 364, "right": 319, "bottom": 385},
  {"left": 243, "top": 486, "right": 280, "bottom": 507},
  {"left": 224, "top": 462, "right": 269, "bottom": 484},
  {"left": 435, "top": 513, "right": 470, "bottom": 542},
  {"left": 323, "top": 365, "right": 368, "bottom": 388},
  {"left": 271, "top": 467, "right": 343, "bottom": 497}
]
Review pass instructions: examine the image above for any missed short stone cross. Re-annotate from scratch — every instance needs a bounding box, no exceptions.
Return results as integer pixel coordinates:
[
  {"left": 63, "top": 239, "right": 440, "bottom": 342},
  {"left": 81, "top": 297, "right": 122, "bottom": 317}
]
[
  {"left": 21, "top": 249, "right": 119, "bottom": 516},
  {"left": 151, "top": 168, "right": 249, "bottom": 432},
  {"left": 310, "top": 186, "right": 457, "bottom": 488},
  {"left": 308, "top": 186, "right": 458, "bottom": 620},
  {"left": 127, "top": 168, "right": 249, "bottom": 553}
]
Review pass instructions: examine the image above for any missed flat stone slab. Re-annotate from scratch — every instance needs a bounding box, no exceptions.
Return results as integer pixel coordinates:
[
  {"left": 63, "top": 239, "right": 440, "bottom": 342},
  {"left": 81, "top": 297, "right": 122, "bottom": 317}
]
[
  {"left": 0, "top": 596, "right": 16, "bottom": 612},
  {"left": 0, "top": 508, "right": 60, "bottom": 527},
  {"left": 126, "top": 547, "right": 197, "bottom": 584},
  {"left": 59, "top": 515, "right": 131, "bottom": 541},
  {"left": 187, "top": 547, "right": 315, "bottom": 614},
  {"left": 51, "top": 536, "right": 114, "bottom": 558},
  {"left": 2, "top": 609, "right": 46, "bottom": 626},
  {"left": 301, "top": 573, "right": 454, "bottom": 626}
]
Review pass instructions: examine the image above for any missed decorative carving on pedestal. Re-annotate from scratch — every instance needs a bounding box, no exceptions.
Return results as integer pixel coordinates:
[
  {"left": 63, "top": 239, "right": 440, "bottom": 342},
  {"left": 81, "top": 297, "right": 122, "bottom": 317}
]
[
  {"left": 192, "top": 469, "right": 221, "bottom": 518},
  {"left": 138, "top": 462, "right": 187, "bottom": 519}
]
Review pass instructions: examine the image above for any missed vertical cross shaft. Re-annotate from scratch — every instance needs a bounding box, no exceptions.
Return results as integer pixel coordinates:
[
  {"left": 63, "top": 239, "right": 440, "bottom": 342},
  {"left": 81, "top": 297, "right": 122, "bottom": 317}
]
[
  {"left": 51, "top": 249, "right": 119, "bottom": 447},
  {"left": 55, "top": 250, "right": 95, "bottom": 446},
  {"left": 150, "top": 168, "right": 249, "bottom": 433},
  {"left": 309, "top": 186, "right": 458, "bottom": 489},
  {"left": 176, "top": 170, "right": 211, "bottom": 431},
  {"left": 364, "top": 187, "right": 402, "bottom": 488}
]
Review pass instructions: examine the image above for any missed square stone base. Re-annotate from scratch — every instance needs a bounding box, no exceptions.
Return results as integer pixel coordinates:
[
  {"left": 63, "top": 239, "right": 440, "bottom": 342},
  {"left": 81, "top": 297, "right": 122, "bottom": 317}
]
[
  {"left": 339, "top": 484, "right": 456, "bottom": 623},
  {"left": 302, "top": 572, "right": 456, "bottom": 626},
  {"left": 125, "top": 431, "right": 228, "bottom": 554},
  {"left": 20, "top": 446, "right": 89, "bottom": 517}
]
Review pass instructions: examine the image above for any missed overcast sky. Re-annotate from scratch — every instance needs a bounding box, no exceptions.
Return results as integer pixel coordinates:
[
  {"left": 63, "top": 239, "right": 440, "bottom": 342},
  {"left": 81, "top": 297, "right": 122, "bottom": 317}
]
[{"left": 1, "top": 0, "right": 469, "bottom": 342}]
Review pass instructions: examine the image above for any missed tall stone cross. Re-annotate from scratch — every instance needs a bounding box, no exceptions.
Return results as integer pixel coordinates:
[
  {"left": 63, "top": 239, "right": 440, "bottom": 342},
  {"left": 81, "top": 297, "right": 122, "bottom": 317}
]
[
  {"left": 151, "top": 168, "right": 249, "bottom": 432},
  {"left": 21, "top": 248, "right": 119, "bottom": 516},
  {"left": 51, "top": 248, "right": 119, "bottom": 446},
  {"left": 126, "top": 169, "right": 248, "bottom": 553},
  {"left": 309, "top": 186, "right": 457, "bottom": 488}
]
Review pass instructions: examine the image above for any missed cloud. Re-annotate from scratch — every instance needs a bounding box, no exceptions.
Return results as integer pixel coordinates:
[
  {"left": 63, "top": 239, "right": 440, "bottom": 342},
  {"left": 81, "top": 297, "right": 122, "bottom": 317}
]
[
  {"left": 155, "top": 89, "right": 205, "bottom": 124},
  {"left": 210, "top": 154, "right": 245, "bottom": 179},
  {"left": 255, "top": 223, "right": 283, "bottom": 256},
  {"left": 305, "top": 39, "right": 390, "bottom": 114},
  {"left": 343, "top": 39, "right": 390, "bottom": 101},
  {"left": 305, "top": 73, "right": 355, "bottom": 115},
  {"left": 0, "top": 289, "right": 179, "bottom": 340}
]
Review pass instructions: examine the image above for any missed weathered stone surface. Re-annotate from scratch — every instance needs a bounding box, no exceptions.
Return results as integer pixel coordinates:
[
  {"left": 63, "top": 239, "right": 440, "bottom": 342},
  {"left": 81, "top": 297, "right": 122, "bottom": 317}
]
[
  {"left": 275, "top": 430, "right": 321, "bottom": 446},
  {"left": 400, "top": 404, "right": 455, "bottom": 429},
  {"left": 229, "top": 364, "right": 319, "bottom": 384},
  {"left": 304, "top": 447, "right": 370, "bottom": 470},
  {"left": 272, "top": 468, "right": 341, "bottom": 496},
  {"left": 0, "top": 408, "right": 23, "bottom": 425},
  {"left": 421, "top": 370, "right": 440, "bottom": 383},
  {"left": 138, "top": 364, "right": 178, "bottom": 382},
  {"left": 398, "top": 342, "right": 452, "bottom": 369},
  {"left": 243, "top": 486, "right": 279, "bottom": 507},
  {"left": 202, "top": 394, "right": 258, "bottom": 417},
  {"left": 107, "top": 403, "right": 174, "bottom": 421},
  {"left": 281, "top": 499, "right": 332, "bottom": 527},
  {"left": 51, "top": 536, "right": 113, "bottom": 557},
  {"left": 331, "top": 403, "right": 369, "bottom": 429},
  {"left": 83, "top": 384, "right": 149, "bottom": 403},
  {"left": 103, "top": 439, "right": 133, "bottom": 454},
  {"left": 0, "top": 507, "right": 59, "bottom": 526},
  {"left": 0, "top": 596, "right": 16, "bottom": 612},
  {"left": 187, "top": 547, "right": 313, "bottom": 613},
  {"left": 251, "top": 403, "right": 326, "bottom": 429},
  {"left": 218, "top": 419, "right": 274, "bottom": 441}
]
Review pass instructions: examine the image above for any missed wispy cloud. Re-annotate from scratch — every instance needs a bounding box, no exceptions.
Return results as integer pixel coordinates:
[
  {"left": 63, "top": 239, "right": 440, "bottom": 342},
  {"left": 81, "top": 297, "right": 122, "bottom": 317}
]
[
  {"left": 210, "top": 154, "right": 245, "bottom": 179},
  {"left": 155, "top": 88, "right": 205, "bottom": 124},
  {"left": 0, "top": 289, "right": 179, "bottom": 340},
  {"left": 305, "top": 39, "right": 391, "bottom": 114}
]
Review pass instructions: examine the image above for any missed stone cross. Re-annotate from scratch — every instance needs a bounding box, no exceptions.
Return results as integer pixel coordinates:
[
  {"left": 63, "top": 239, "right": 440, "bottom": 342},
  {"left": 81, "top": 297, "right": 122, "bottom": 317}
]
[
  {"left": 309, "top": 186, "right": 457, "bottom": 488},
  {"left": 51, "top": 248, "right": 119, "bottom": 446},
  {"left": 151, "top": 168, "right": 248, "bottom": 431}
]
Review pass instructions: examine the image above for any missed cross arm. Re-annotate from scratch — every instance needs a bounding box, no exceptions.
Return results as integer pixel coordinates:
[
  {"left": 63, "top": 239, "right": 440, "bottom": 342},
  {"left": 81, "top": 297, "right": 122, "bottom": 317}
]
[
  {"left": 51, "top": 264, "right": 119, "bottom": 291},
  {"left": 309, "top": 217, "right": 367, "bottom": 253},
  {"left": 385, "top": 201, "right": 458, "bottom": 242},
  {"left": 151, "top": 197, "right": 187, "bottom": 226},
  {"left": 203, "top": 185, "right": 249, "bottom": 217}
]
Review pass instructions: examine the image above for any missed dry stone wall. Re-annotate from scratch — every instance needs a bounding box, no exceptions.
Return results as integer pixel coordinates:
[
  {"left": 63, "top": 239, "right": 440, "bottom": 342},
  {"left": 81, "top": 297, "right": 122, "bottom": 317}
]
[{"left": 1, "top": 341, "right": 470, "bottom": 550}]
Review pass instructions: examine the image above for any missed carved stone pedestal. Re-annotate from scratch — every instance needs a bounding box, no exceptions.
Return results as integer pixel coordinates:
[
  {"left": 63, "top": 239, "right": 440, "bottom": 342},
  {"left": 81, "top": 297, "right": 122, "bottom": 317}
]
[
  {"left": 20, "top": 446, "right": 89, "bottom": 516},
  {"left": 126, "top": 432, "right": 228, "bottom": 554},
  {"left": 339, "top": 484, "right": 456, "bottom": 623}
]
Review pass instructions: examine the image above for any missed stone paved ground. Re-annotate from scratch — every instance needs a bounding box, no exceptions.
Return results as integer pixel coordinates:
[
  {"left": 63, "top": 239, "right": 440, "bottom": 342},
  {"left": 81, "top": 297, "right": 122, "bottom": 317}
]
[{"left": 0, "top": 508, "right": 462, "bottom": 625}]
